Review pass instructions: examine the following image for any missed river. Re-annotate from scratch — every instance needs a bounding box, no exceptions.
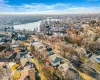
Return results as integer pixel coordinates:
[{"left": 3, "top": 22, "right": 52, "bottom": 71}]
[
  {"left": 13, "top": 19, "right": 61, "bottom": 32},
  {"left": 14, "top": 21, "right": 41, "bottom": 32}
]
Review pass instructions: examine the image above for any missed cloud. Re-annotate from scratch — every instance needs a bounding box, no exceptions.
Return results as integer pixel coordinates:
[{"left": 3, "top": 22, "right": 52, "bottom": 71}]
[
  {"left": 0, "top": 0, "right": 8, "bottom": 3},
  {"left": 0, "top": 0, "right": 2, "bottom": 1},
  {"left": 0, "top": 2, "right": 70, "bottom": 12},
  {"left": 0, "top": 0, "right": 100, "bottom": 14},
  {"left": 67, "top": 7, "right": 100, "bottom": 14}
]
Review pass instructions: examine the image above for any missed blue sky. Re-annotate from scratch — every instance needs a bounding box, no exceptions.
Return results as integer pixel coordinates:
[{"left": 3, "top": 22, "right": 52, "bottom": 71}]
[{"left": 0, "top": 0, "right": 100, "bottom": 14}]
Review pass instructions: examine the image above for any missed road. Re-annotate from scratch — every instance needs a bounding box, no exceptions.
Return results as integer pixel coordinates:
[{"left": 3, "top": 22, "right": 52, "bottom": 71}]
[
  {"left": 32, "top": 58, "right": 47, "bottom": 80},
  {"left": 18, "top": 66, "right": 30, "bottom": 80}
]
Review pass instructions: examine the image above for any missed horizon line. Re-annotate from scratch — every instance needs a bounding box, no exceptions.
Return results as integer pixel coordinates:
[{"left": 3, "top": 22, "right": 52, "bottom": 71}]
[{"left": 0, "top": 12, "right": 100, "bottom": 15}]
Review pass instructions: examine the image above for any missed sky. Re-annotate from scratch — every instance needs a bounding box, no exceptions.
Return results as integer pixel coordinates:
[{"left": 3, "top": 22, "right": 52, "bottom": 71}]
[{"left": 0, "top": 0, "right": 100, "bottom": 14}]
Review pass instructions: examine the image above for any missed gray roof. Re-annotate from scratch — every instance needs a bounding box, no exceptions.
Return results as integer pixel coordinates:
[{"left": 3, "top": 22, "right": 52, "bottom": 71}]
[{"left": 53, "top": 57, "right": 62, "bottom": 63}]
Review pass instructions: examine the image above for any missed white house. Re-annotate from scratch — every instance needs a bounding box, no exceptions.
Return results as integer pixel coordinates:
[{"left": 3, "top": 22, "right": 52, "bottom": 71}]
[
  {"left": 48, "top": 54, "right": 63, "bottom": 67},
  {"left": 89, "top": 55, "right": 100, "bottom": 63},
  {"left": 11, "top": 42, "right": 20, "bottom": 48},
  {"left": 58, "top": 63, "right": 70, "bottom": 75}
]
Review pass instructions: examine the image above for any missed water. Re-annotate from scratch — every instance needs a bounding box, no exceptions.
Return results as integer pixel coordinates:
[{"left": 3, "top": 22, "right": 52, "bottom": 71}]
[
  {"left": 14, "top": 21, "right": 41, "bottom": 32},
  {"left": 13, "top": 19, "right": 61, "bottom": 32}
]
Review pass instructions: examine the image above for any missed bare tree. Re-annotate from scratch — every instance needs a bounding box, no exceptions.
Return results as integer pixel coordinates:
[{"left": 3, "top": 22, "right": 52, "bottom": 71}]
[
  {"left": 58, "top": 44, "right": 69, "bottom": 58},
  {"left": 88, "top": 42, "right": 100, "bottom": 55},
  {"left": 0, "top": 68, "right": 5, "bottom": 79},
  {"left": 30, "top": 45, "right": 35, "bottom": 54}
]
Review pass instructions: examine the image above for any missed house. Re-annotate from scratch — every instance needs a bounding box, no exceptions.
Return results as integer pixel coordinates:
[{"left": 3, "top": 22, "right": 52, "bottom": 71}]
[
  {"left": 37, "top": 44, "right": 45, "bottom": 50},
  {"left": 0, "top": 34, "right": 5, "bottom": 37},
  {"left": 87, "top": 30, "right": 96, "bottom": 38},
  {"left": 16, "top": 34, "right": 27, "bottom": 41},
  {"left": 16, "top": 49, "right": 27, "bottom": 59},
  {"left": 0, "top": 38, "right": 2, "bottom": 41},
  {"left": 0, "top": 50, "right": 12, "bottom": 59},
  {"left": 89, "top": 55, "right": 100, "bottom": 63},
  {"left": 64, "top": 68, "right": 81, "bottom": 80},
  {"left": 97, "top": 38, "right": 100, "bottom": 43},
  {"left": 20, "top": 58, "right": 33, "bottom": 67},
  {"left": 51, "top": 57, "right": 62, "bottom": 67},
  {"left": 0, "top": 42, "right": 5, "bottom": 45},
  {"left": 86, "top": 50, "right": 92, "bottom": 54},
  {"left": 31, "top": 40, "right": 40, "bottom": 48},
  {"left": 9, "top": 52, "right": 17, "bottom": 61},
  {"left": 11, "top": 42, "right": 20, "bottom": 48},
  {"left": 48, "top": 54, "right": 57, "bottom": 62},
  {"left": 42, "top": 42, "right": 51, "bottom": 48},
  {"left": 24, "top": 61, "right": 32, "bottom": 67},
  {"left": 58, "top": 63, "right": 70, "bottom": 75},
  {"left": 48, "top": 54, "right": 63, "bottom": 67},
  {"left": 38, "top": 46, "right": 48, "bottom": 58},
  {"left": 3, "top": 26, "right": 13, "bottom": 32},
  {"left": 75, "top": 47, "right": 87, "bottom": 56},
  {"left": 24, "top": 68, "right": 40, "bottom": 80},
  {"left": 47, "top": 47, "right": 53, "bottom": 55},
  {"left": 27, "top": 69, "right": 36, "bottom": 80},
  {"left": 75, "top": 25, "right": 83, "bottom": 29},
  {"left": 2, "top": 36, "right": 11, "bottom": 42},
  {"left": 25, "top": 52, "right": 33, "bottom": 58}
]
